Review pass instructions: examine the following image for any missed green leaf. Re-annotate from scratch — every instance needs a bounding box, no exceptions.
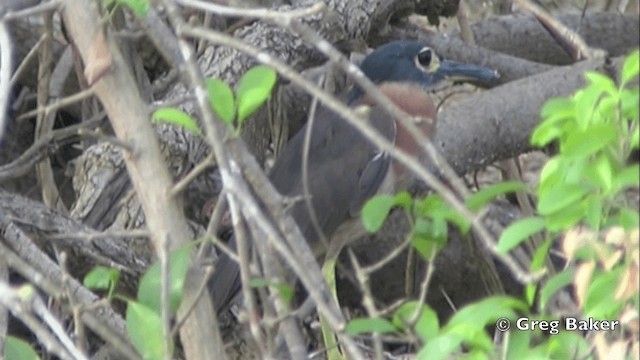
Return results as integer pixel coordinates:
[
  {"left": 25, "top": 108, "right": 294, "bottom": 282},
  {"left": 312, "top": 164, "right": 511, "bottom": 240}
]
[
  {"left": 466, "top": 181, "right": 527, "bottom": 212},
  {"left": 206, "top": 78, "right": 235, "bottom": 125},
  {"left": 466, "top": 349, "right": 491, "bottom": 360},
  {"left": 497, "top": 217, "right": 545, "bottom": 254},
  {"left": 411, "top": 218, "right": 447, "bottom": 259},
  {"left": 584, "top": 196, "right": 603, "bottom": 229},
  {"left": 418, "top": 334, "right": 464, "bottom": 360},
  {"left": 411, "top": 233, "right": 438, "bottom": 260},
  {"left": 585, "top": 72, "right": 618, "bottom": 97},
  {"left": 537, "top": 159, "right": 563, "bottom": 195},
  {"left": 445, "top": 296, "right": 526, "bottom": 333},
  {"left": 539, "top": 269, "right": 574, "bottom": 311},
  {"left": 614, "top": 208, "right": 640, "bottom": 229},
  {"left": 137, "top": 245, "right": 191, "bottom": 315},
  {"left": 573, "top": 86, "right": 602, "bottom": 130},
  {"left": 414, "top": 195, "right": 443, "bottom": 218},
  {"left": 621, "top": 50, "right": 639, "bottom": 86},
  {"left": 117, "top": 0, "right": 149, "bottom": 17},
  {"left": 525, "top": 235, "right": 554, "bottom": 305},
  {"left": 362, "top": 195, "right": 396, "bottom": 232},
  {"left": 249, "top": 278, "right": 294, "bottom": 304},
  {"left": 595, "top": 96, "right": 618, "bottom": 123},
  {"left": 537, "top": 185, "right": 587, "bottom": 216},
  {"left": 84, "top": 266, "right": 120, "bottom": 290},
  {"left": 613, "top": 164, "right": 640, "bottom": 191},
  {"left": 393, "top": 191, "right": 413, "bottom": 210},
  {"left": 392, "top": 301, "right": 439, "bottom": 342},
  {"left": 620, "top": 88, "right": 640, "bottom": 124},
  {"left": 584, "top": 268, "right": 624, "bottom": 319},
  {"left": 505, "top": 330, "right": 531, "bottom": 360},
  {"left": 539, "top": 97, "right": 575, "bottom": 124},
  {"left": 530, "top": 121, "right": 564, "bottom": 147},
  {"left": 631, "top": 123, "right": 639, "bottom": 149},
  {"left": 443, "top": 296, "right": 526, "bottom": 352},
  {"left": 563, "top": 158, "right": 588, "bottom": 184},
  {"left": 4, "top": 336, "right": 39, "bottom": 360},
  {"left": 443, "top": 210, "right": 470, "bottom": 234},
  {"left": 546, "top": 332, "right": 592, "bottom": 359},
  {"left": 545, "top": 202, "right": 587, "bottom": 231},
  {"left": 561, "top": 123, "right": 616, "bottom": 158},
  {"left": 236, "top": 66, "right": 277, "bottom": 125},
  {"left": 126, "top": 301, "right": 170, "bottom": 360},
  {"left": 346, "top": 317, "right": 396, "bottom": 335},
  {"left": 524, "top": 284, "right": 537, "bottom": 307},
  {"left": 152, "top": 108, "right": 201, "bottom": 136},
  {"left": 586, "top": 154, "right": 614, "bottom": 193}
]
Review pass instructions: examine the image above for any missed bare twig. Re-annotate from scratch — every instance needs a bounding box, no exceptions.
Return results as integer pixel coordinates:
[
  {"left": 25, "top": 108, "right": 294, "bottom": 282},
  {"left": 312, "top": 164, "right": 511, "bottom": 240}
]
[
  {"left": 18, "top": 87, "right": 96, "bottom": 120},
  {"left": 176, "top": 0, "right": 325, "bottom": 20},
  {"left": 0, "top": 115, "right": 105, "bottom": 180},
  {"left": 2, "top": 1, "right": 61, "bottom": 21},
  {"left": 228, "top": 195, "right": 266, "bottom": 355},
  {"left": 0, "top": 20, "right": 13, "bottom": 141},
  {"left": 513, "top": 0, "right": 607, "bottom": 60},
  {"left": 348, "top": 251, "right": 384, "bottom": 360},
  {"left": 0, "top": 223, "right": 140, "bottom": 360},
  {"left": 0, "top": 282, "right": 87, "bottom": 360}
]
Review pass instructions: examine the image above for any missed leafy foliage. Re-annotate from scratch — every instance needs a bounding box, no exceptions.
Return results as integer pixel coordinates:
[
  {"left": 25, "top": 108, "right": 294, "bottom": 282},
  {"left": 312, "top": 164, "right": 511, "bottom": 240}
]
[
  {"left": 102, "top": 0, "right": 150, "bottom": 17},
  {"left": 152, "top": 108, "right": 201, "bottom": 136},
  {"left": 126, "top": 300, "right": 167, "bottom": 360},
  {"left": 84, "top": 266, "right": 121, "bottom": 299},
  {"left": 358, "top": 50, "right": 640, "bottom": 359},
  {"left": 83, "top": 245, "right": 192, "bottom": 360},
  {"left": 152, "top": 66, "right": 277, "bottom": 136},
  {"left": 235, "top": 65, "right": 278, "bottom": 125},
  {"left": 4, "top": 336, "right": 40, "bottom": 360}
]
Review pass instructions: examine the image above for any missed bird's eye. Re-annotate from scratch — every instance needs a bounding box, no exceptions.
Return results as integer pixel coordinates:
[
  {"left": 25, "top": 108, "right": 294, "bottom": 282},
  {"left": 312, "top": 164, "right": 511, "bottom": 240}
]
[
  {"left": 415, "top": 46, "right": 440, "bottom": 73},
  {"left": 417, "top": 48, "right": 433, "bottom": 66}
]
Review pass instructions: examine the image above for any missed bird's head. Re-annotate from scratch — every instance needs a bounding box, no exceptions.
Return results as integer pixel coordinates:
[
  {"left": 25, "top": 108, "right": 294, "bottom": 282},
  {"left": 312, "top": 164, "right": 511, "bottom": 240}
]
[{"left": 349, "top": 40, "right": 499, "bottom": 102}]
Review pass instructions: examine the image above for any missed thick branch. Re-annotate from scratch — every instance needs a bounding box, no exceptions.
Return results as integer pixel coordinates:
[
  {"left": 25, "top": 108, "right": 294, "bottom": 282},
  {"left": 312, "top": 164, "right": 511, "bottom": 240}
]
[{"left": 59, "top": 1, "right": 222, "bottom": 359}]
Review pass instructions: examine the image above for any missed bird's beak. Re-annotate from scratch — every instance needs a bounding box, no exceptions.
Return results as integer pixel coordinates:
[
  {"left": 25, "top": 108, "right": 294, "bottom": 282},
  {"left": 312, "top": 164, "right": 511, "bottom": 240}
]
[{"left": 437, "top": 60, "right": 500, "bottom": 82}]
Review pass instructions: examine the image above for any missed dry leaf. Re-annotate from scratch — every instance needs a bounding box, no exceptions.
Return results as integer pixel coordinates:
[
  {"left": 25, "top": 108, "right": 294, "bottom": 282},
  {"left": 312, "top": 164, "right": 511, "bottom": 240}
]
[
  {"left": 593, "top": 333, "right": 609, "bottom": 360},
  {"left": 603, "top": 249, "right": 624, "bottom": 270},
  {"left": 562, "top": 227, "right": 591, "bottom": 259},
  {"left": 574, "top": 261, "right": 595, "bottom": 307},
  {"left": 605, "top": 227, "right": 626, "bottom": 246},
  {"left": 628, "top": 228, "right": 639, "bottom": 247},
  {"left": 609, "top": 341, "right": 630, "bottom": 360},
  {"left": 620, "top": 305, "right": 640, "bottom": 333},
  {"left": 615, "top": 263, "right": 639, "bottom": 300}
]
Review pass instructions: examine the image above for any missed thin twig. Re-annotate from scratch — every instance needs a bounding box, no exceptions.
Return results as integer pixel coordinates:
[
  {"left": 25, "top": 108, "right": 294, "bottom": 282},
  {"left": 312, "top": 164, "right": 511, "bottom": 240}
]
[
  {"left": 348, "top": 250, "right": 384, "bottom": 360},
  {"left": 176, "top": 0, "right": 325, "bottom": 20},
  {"left": 2, "top": 1, "right": 61, "bottom": 20},
  {"left": 302, "top": 73, "right": 331, "bottom": 249},
  {"left": 18, "top": 87, "right": 96, "bottom": 120},
  {"left": 513, "top": 0, "right": 607, "bottom": 60},
  {"left": 0, "top": 20, "right": 13, "bottom": 141},
  {"left": 0, "top": 115, "right": 105, "bottom": 180}
]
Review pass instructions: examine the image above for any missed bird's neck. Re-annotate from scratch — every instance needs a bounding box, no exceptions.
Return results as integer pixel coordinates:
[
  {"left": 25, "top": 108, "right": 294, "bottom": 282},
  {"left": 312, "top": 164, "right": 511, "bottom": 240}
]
[
  {"left": 359, "top": 81, "right": 437, "bottom": 142},
  {"left": 360, "top": 82, "right": 438, "bottom": 185}
]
